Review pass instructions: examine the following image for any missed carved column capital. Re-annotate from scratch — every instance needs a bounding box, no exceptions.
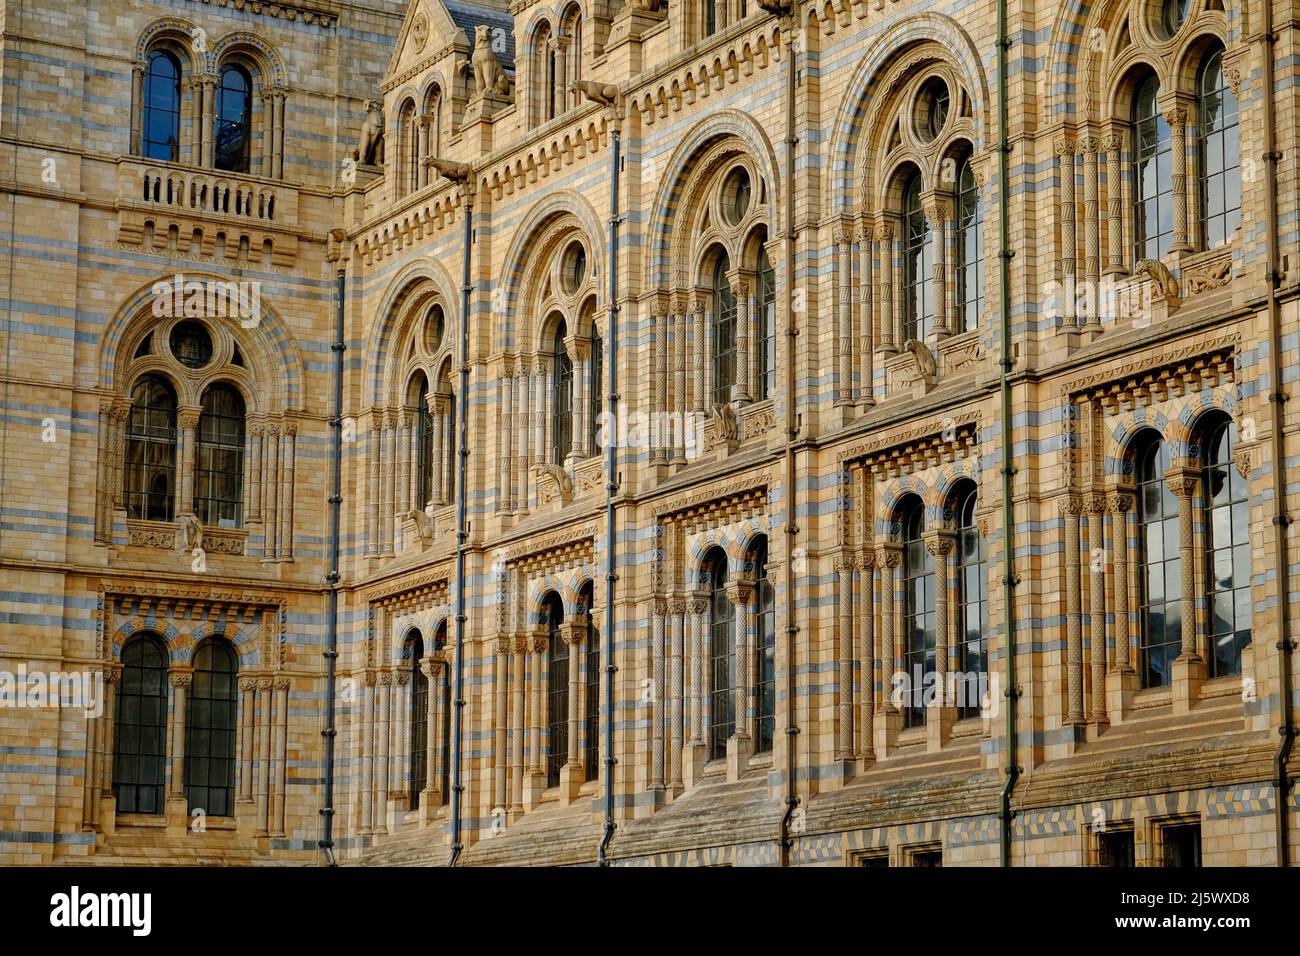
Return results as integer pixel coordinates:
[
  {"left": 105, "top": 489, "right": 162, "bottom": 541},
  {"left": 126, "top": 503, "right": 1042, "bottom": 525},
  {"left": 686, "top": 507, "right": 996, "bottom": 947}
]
[{"left": 169, "top": 669, "right": 193, "bottom": 688}]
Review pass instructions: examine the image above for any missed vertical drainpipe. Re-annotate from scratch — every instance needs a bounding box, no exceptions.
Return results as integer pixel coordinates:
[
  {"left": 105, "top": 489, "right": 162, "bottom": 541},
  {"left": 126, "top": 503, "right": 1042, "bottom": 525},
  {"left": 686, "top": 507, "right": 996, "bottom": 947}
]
[
  {"left": 319, "top": 244, "right": 345, "bottom": 867},
  {"left": 763, "top": 1, "right": 801, "bottom": 867},
  {"left": 448, "top": 175, "right": 475, "bottom": 867},
  {"left": 996, "top": 0, "right": 1022, "bottom": 868},
  {"left": 1261, "top": 0, "right": 1294, "bottom": 867},
  {"left": 598, "top": 112, "right": 622, "bottom": 867}
]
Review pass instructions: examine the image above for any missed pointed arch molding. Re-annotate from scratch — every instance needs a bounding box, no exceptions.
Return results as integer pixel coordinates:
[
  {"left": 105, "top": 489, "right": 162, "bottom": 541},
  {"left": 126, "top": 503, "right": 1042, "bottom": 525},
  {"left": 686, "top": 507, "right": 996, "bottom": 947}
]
[
  {"left": 99, "top": 274, "right": 305, "bottom": 413},
  {"left": 825, "top": 13, "right": 990, "bottom": 215},
  {"left": 498, "top": 190, "right": 606, "bottom": 352},
  {"left": 645, "top": 109, "right": 782, "bottom": 291},
  {"left": 366, "top": 257, "right": 461, "bottom": 405}
]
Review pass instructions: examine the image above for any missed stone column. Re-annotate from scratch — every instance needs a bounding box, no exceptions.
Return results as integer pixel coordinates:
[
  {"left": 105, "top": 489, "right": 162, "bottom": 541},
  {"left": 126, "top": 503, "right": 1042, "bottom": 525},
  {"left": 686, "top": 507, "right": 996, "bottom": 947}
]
[
  {"left": 272, "top": 677, "right": 289, "bottom": 836},
  {"left": 238, "top": 677, "right": 256, "bottom": 805},
  {"left": 260, "top": 89, "right": 275, "bottom": 175},
  {"left": 524, "top": 631, "right": 546, "bottom": 807},
  {"left": 571, "top": 336, "right": 592, "bottom": 460},
  {"left": 925, "top": 198, "right": 951, "bottom": 339},
  {"left": 360, "top": 673, "right": 374, "bottom": 832},
  {"left": 500, "top": 365, "right": 515, "bottom": 512},
  {"left": 510, "top": 637, "right": 525, "bottom": 814},
  {"left": 532, "top": 359, "right": 547, "bottom": 470},
  {"left": 669, "top": 600, "right": 686, "bottom": 790},
  {"left": 858, "top": 222, "right": 876, "bottom": 406},
  {"left": 1103, "top": 132, "right": 1126, "bottom": 274},
  {"left": 430, "top": 393, "right": 447, "bottom": 506},
  {"left": 1063, "top": 497, "right": 1085, "bottom": 725},
  {"left": 1167, "top": 105, "right": 1192, "bottom": 253},
  {"left": 836, "top": 556, "right": 855, "bottom": 760},
  {"left": 366, "top": 415, "right": 381, "bottom": 556},
  {"left": 673, "top": 305, "right": 688, "bottom": 462},
  {"left": 684, "top": 595, "right": 708, "bottom": 788},
  {"left": 925, "top": 531, "right": 956, "bottom": 749},
  {"left": 731, "top": 273, "right": 752, "bottom": 403},
  {"left": 565, "top": 622, "right": 583, "bottom": 769},
  {"left": 730, "top": 580, "right": 754, "bottom": 743},
  {"left": 272, "top": 91, "right": 286, "bottom": 179},
  {"left": 489, "top": 649, "right": 506, "bottom": 810},
  {"left": 877, "top": 546, "right": 900, "bottom": 711},
  {"left": 653, "top": 305, "right": 669, "bottom": 465},
  {"left": 552, "top": 37, "right": 568, "bottom": 119},
  {"left": 1087, "top": 495, "right": 1108, "bottom": 726},
  {"left": 515, "top": 365, "right": 530, "bottom": 508},
  {"left": 131, "top": 66, "right": 144, "bottom": 155},
  {"left": 199, "top": 75, "right": 216, "bottom": 168},
  {"left": 168, "top": 670, "right": 191, "bottom": 798},
  {"left": 265, "top": 423, "right": 281, "bottom": 559},
  {"left": 858, "top": 547, "right": 875, "bottom": 760},
  {"left": 835, "top": 228, "right": 854, "bottom": 405},
  {"left": 258, "top": 677, "right": 275, "bottom": 834},
  {"left": 1167, "top": 469, "right": 1206, "bottom": 712},
  {"left": 1057, "top": 138, "right": 1078, "bottom": 331},
  {"left": 1108, "top": 492, "right": 1134, "bottom": 671},
  {"left": 1081, "top": 137, "right": 1102, "bottom": 334},
  {"left": 651, "top": 603, "right": 666, "bottom": 792},
  {"left": 692, "top": 298, "right": 707, "bottom": 413}
]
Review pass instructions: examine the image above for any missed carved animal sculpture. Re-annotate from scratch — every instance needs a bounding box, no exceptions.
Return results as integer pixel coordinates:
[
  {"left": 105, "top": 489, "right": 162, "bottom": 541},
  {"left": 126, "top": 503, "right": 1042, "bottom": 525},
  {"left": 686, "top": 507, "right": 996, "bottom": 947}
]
[
  {"left": 177, "top": 513, "right": 203, "bottom": 553},
  {"left": 572, "top": 80, "right": 620, "bottom": 108},
  {"left": 354, "top": 99, "right": 385, "bottom": 165},
  {"left": 711, "top": 402, "right": 739, "bottom": 441},
  {"left": 902, "top": 338, "right": 938, "bottom": 385},
  {"left": 473, "top": 25, "right": 501, "bottom": 96}
]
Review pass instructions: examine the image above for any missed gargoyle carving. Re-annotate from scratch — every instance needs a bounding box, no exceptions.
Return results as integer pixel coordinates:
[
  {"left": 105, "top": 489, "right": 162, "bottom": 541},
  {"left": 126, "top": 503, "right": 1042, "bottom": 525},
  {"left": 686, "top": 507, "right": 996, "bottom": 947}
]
[
  {"left": 711, "top": 403, "right": 739, "bottom": 442},
  {"left": 536, "top": 464, "right": 574, "bottom": 504},
  {"left": 901, "top": 338, "right": 938, "bottom": 386},
  {"left": 573, "top": 80, "right": 621, "bottom": 108},
  {"left": 1136, "top": 258, "right": 1181, "bottom": 311},
  {"left": 426, "top": 157, "right": 473, "bottom": 182},
  {"left": 177, "top": 514, "right": 203, "bottom": 553}
]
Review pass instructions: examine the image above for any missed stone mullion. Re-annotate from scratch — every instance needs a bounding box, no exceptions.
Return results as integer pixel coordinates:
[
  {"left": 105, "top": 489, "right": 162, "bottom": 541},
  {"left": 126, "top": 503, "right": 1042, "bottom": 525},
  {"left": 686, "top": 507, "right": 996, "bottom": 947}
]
[
  {"left": 1168, "top": 473, "right": 1201, "bottom": 660},
  {"left": 258, "top": 678, "right": 275, "bottom": 834},
  {"left": 652, "top": 604, "right": 666, "bottom": 790},
  {"left": 238, "top": 677, "right": 256, "bottom": 804},
  {"left": 887, "top": 227, "right": 902, "bottom": 351},
  {"left": 431, "top": 660, "right": 447, "bottom": 805},
  {"left": 730, "top": 582, "right": 753, "bottom": 743},
  {"left": 1087, "top": 497, "right": 1108, "bottom": 724},
  {"left": 82, "top": 675, "right": 102, "bottom": 829},
  {"left": 1057, "top": 139, "right": 1078, "bottom": 331},
  {"left": 109, "top": 404, "right": 129, "bottom": 511},
  {"left": 272, "top": 678, "right": 289, "bottom": 836},
  {"left": 653, "top": 307, "right": 669, "bottom": 464},
  {"left": 501, "top": 369, "right": 514, "bottom": 512},
  {"left": 1109, "top": 493, "right": 1134, "bottom": 670},
  {"left": 1081, "top": 138, "right": 1101, "bottom": 333},
  {"left": 836, "top": 557, "right": 855, "bottom": 759},
  {"left": 1063, "top": 498, "right": 1084, "bottom": 724},
  {"left": 260, "top": 90, "right": 275, "bottom": 175},
  {"left": 689, "top": 598, "right": 706, "bottom": 745},
  {"left": 1167, "top": 106, "right": 1192, "bottom": 254},
  {"left": 375, "top": 675, "right": 391, "bottom": 833},
  {"left": 572, "top": 339, "right": 591, "bottom": 459},
  {"left": 564, "top": 624, "right": 582, "bottom": 771},
  {"left": 280, "top": 426, "right": 295, "bottom": 560},
  {"left": 877, "top": 547, "right": 900, "bottom": 712},
  {"left": 836, "top": 230, "right": 853, "bottom": 405},
  {"left": 532, "top": 360, "right": 547, "bottom": 473},
  {"left": 199, "top": 76, "right": 216, "bottom": 168},
  {"left": 95, "top": 404, "right": 113, "bottom": 543},
  {"left": 177, "top": 408, "right": 199, "bottom": 518},
  {"left": 383, "top": 415, "right": 398, "bottom": 553},
  {"left": 366, "top": 416, "right": 380, "bottom": 555},
  {"left": 514, "top": 364, "right": 528, "bottom": 510},
  {"left": 731, "top": 276, "right": 751, "bottom": 404},
  {"left": 925, "top": 534, "right": 955, "bottom": 706},
  {"left": 673, "top": 309, "right": 688, "bottom": 461},
  {"left": 131, "top": 67, "right": 144, "bottom": 155},
  {"left": 168, "top": 671, "right": 191, "bottom": 799},
  {"left": 1103, "top": 132, "right": 1126, "bottom": 274},
  {"left": 529, "top": 635, "right": 544, "bottom": 777},
  {"left": 249, "top": 425, "right": 264, "bottom": 523},
  {"left": 925, "top": 201, "right": 950, "bottom": 339},
  {"left": 858, "top": 223, "right": 876, "bottom": 406},
  {"left": 877, "top": 223, "right": 896, "bottom": 353},
  {"left": 398, "top": 412, "right": 412, "bottom": 516},
  {"left": 390, "top": 673, "right": 409, "bottom": 799},
  {"left": 360, "top": 675, "right": 375, "bottom": 832},
  {"left": 430, "top": 395, "right": 446, "bottom": 507},
  {"left": 669, "top": 601, "right": 686, "bottom": 789},
  {"left": 489, "top": 651, "right": 506, "bottom": 808},
  {"left": 695, "top": 302, "right": 708, "bottom": 414}
]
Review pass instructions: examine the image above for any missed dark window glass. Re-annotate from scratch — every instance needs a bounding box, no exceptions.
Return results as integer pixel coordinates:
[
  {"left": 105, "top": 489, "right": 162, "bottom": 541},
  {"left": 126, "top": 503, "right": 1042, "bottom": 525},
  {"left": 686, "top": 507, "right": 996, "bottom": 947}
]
[
  {"left": 142, "top": 50, "right": 181, "bottom": 162},
  {"left": 1136, "top": 435, "right": 1180, "bottom": 688},
  {"left": 955, "top": 488, "right": 988, "bottom": 719},
  {"left": 901, "top": 503, "right": 934, "bottom": 728},
  {"left": 1198, "top": 48, "right": 1241, "bottom": 250},
  {"left": 706, "top": 0, "right": 719, "bottom": 34},
  {"left": 125, "top": 376, "right": 177, "bottom": 522},
  {"left": 757, "top": 248, "right": 776, "bottom": 399},
  {"left": 215, "top": 64, "right": 252, "bottom": 173},
  {"left": 753, "top": 538, "right": 776, "bottom": 752},
  {"left": 1099, "top": 830, "right": 1136, "bottom": 867},
  {"left": 113, "top": 635, "right": 168, "bottom": 814},
  {"left": 708, "top": 552, "right": 735, "bottom": 760},
  {"left": 956, "top": 159, "right": 984, "bottom": 332},
  {"left": 170, "top": 321, "right": 213, "bottom": 369},
  {"left": 1162, "top": 824, "right": 1202, "bottom": 867},
  {"left": 582, "top": 586, "right": 600, "bottom": 781},
  {"left": 194, "top": 385, "right": 245, "bottom": 526},
  {"left": 858, "top": 853, "right": 890, "bottom": 867},
  {"left": 552, "top": 321, "right": 572, "bottom": 464},
  {"left": 415, "top": 376, "right": 433, "bottom": 508},
  {"left": 589, "top": 330, "right": 603, "bottom": 457},
  {"left": 1160, "top": 0, "right": 1191, "bottom": 37},
  {"left": 711, "top": 255, "right": 737, "bottom": 405},
  {"left": 1200, "top": 418, "right": 1251, "bottom": 677},
  {"left": 185, "top": 640, "right": 237, "bottom": 817},
  {"left": 903, "top": 174, "right": 934, "bottom": 342},
  {"left": 911, "top": 849, "right": 943, "bottom": 867},
  {"left": 409, "top": 632, "right": 427, "bottom": 808},
  {"left": 545, "top": 596, "right": 567, "bottom": 788},
  {"left": 1133, "top": 74, "right": 1174, "bottom": 262}
]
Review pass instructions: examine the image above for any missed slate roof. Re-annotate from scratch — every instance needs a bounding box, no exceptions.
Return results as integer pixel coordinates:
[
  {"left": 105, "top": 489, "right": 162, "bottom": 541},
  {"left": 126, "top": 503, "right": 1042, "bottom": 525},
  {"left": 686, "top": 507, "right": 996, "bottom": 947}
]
[{"left": 445, "top": 0, "right": 516, "bottom": 74}]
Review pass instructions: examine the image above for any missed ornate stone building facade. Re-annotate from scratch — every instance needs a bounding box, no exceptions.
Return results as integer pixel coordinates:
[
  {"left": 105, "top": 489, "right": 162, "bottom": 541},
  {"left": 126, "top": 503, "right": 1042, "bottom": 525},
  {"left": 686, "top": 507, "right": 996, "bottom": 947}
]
[{"left": 1, "top": 0, "right": 1297, "bottom": 866}]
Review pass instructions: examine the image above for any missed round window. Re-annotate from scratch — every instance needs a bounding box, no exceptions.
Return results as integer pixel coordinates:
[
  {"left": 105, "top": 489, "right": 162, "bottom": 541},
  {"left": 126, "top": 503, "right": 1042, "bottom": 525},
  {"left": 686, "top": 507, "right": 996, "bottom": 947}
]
[
  {"left": 721, "top": 166, "right": 752, "bottom": 227},
  {"left": 561, "top": 242, "right": 587, "bottom": 295},
  {"left": 169, "top": 321, "right": 213, "bottom": 369},
  {"left": 423, "top": 304, "right": 444, "bottom": 354},
  {"left": 1158, "top": 0, "right": 1191, "bottom": 38},
  {"left": 916, "top": 78, "right": 950, "bottom": 144}
]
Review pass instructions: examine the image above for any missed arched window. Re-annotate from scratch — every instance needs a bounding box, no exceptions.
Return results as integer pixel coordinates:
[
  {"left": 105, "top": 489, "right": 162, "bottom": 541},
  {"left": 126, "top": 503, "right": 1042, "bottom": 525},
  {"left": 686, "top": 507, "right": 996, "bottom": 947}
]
[
  {"left": 757, "top": 246, "right": 776, "bottom": 400},
  {"left": 956, "top": 159, "right": 984, "bottom": 332},
  {"left": 142, "top": 50, "right": 181, "bottom": 162},
  {"left": 1135, "top": 433, "right": 1179, "bottom": 688},
  {"left": 752, "top": 537, "right": 775, "bottom": 752},
  {"left": 1132, "top": 73, "right": 1173, "bottom": 261},
  {"left": 1198, "top": 416, "right": 1251, "bottom": 677},
  {"left": 544, "top": 594, "right": 567, "bottom": 788},
  {"left": 902, "top": 173, "right": 934, "bottom": 342},
  {"left": 534, "top": 22, "right": 555, "bottom": 126},
  {"left": 399, "top": 99, "right": 419, "bottom": 196},
  {"left": 954, "top": 485, "right": 987, "bottom": 718},
  {"left": 581, "top": 583, "right": 600, "bottom": 781},
  {"left": 437, "top": 365, "right": 456, "bottom": 506},
  {"left": 125, "top": 375, "right": 177, "bottom": 522},
  {"left": 900, "top": 498, "right": 934, "bottom": 728},
  {"left": 194, "top": 384, "right": 245, "bottom": 526},
  {"left": 711, "top": 254, "right": 737, "bottom": 405},
  {"left": 214, "top": 64, "right": 252, "bottom": 173},
  {"left": 561, "top": 6, "right": 583, "bottom": 113},
  {"left": 413, "top": 374, "right": 433, "bottom": 508},
  {"left": 589, "top": 329, "right": 603, "bottom": 457},
  {"left": 408, "top": 630, "right": 428, "bottom": 808},
  {"left": 113, "top": 634, "right": 168, "bottom": 814},
  {"left": 1198, "top": 47, "right": 1241, "bottom": 249},
  {"left": 186, "top": 639, "right": 237, "bottom": 816},
  {"left": 706, "top": 0, "right": 721, "bottom": 35},
  {"left": 552, "top": 320, "right": 573, "bottom": 463},
  {"left": 707, "top": 548, "right": 735, "bottom": 760}
]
